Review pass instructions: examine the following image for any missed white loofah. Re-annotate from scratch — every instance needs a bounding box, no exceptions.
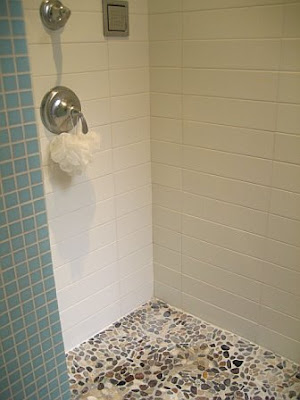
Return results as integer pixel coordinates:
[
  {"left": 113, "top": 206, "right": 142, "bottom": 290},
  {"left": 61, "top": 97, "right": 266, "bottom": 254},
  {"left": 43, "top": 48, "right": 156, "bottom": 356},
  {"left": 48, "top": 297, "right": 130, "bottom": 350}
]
[{"left": 50, "top": 129, "right": 99, "bottom": 176}]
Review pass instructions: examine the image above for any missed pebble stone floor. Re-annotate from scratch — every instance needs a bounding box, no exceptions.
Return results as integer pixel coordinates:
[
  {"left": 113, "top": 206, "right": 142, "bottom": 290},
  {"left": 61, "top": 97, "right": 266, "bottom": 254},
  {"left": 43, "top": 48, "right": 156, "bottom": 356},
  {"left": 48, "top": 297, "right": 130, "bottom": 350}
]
[{"left": 67, "top": 300, "right": 300, "bottom": 400}]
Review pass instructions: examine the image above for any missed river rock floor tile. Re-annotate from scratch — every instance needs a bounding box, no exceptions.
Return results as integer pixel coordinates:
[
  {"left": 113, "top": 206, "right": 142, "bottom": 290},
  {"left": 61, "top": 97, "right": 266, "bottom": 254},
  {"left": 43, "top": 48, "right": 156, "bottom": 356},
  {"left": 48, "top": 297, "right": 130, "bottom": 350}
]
[{"left": 67, "top": 300, "right": 300, "bottom": 400}]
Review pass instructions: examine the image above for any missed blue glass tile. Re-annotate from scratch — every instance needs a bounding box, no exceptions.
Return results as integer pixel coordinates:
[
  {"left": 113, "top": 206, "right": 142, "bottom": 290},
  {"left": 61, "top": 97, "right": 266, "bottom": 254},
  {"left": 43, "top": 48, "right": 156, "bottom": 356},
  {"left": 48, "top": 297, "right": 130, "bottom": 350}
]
[
  {"left": 24, "top": 123, "right": 37, "bottom": 138},
  {"left": 9, "top": 1, "right": 24, "bottom": 17},
  {"left": 0, "top": 226, "right": 9, "bottom": 241},
  {"left": 20, "top": 91, "right": 33, "bottom": 106},
  {"left": 49, "top": 312, "right": 59, "bottom": 325},
  {"left": 36, "top": 375, "right": 47, "bottom": 388},
  {"left": 18, "top": 275, "right": 30, "bottom": 290},
  {"left": 47, "top": 300, "right": 58, "bottom": 314},
  {"left": 11, "top": 126, "right": 24, "bottom": 141},
  {"left": 0, "top": 1, "right": 8, "bottom": 16},
  {"left": 16, "top": 353, "right": 28, "bottom": 370},
  {"left": 46, "top": 289, "right": 56, "bottom": 302},
  {"left": 11, "top": 236, "right": 25, "bottom": 251},
  {"left": 62, "top": 389, "right": 71, "bottom": 400},
  {"left": 0, "top": 324, "right": 12, "bottom": 339},
  {"left": 5, "top": 192, "right": 18, "bottom": 208},
  {"left": 20, "top": 288, "right": 31, "bottom": 302},
  {"left": 13, "top": 249, "right": 26, "bottom": 264},
  {"left": 39, "top": 239, "right": 50, "bottom": 254},
  {"left": 34, "top": 199, "right": 45, "bottom": 214},
  {"left": 45, "top": 358, "right": 55, "bottom": 370},
  {"left": 26, "top": 139, "right": 39, "bottom": 155},
  {"left": 25, "top": 384, "right": 36, "bottom": 398},
  {"left": 0, "top": 145, "right": 11, "bottom": 161},
  {"left": 4, "top": 349, "right": 17, "bottom": 364},
  {"left": 27, "top": 244, "right": 38, "bottom": 259},
  {"left": 0, "top": 0, "right": 70, "bottom": 395},
  {"left": 15, "top": 329, "right": 26, "bottom": 345},
  {"left": 0, "top": 94, "right": 4, "bottom": 110},
  {"left": 18, "top": 188, "right": 31, "bottom": 203},
  {"left": 39, "top": 319, "right": 49, "bottom": 332},
  {"left": 10, "top": 307, "right": 22, "bottom": 321},
  {"left": 0, "top": 20, "right": 10, "bottom": 36},
  {"left": 23, "top": 372, "right": 34, "bottom": 387},
  {"left": 27, "top": 335, "right": 39, "bottom": 351},
  {"left": 32, "top": 184, "right": 44, "bottom": 199},
  {"left": 2, "top": 178, "right": 16, "bottom": 193},
  {"left": 5, "top": 281, "right": 18, "bottom": 297},
  {"left": 18, "top": 74, "right": 31, "bottom": 90},
  {"left": 16, "top": 56, "right": 29, "bottom": 72},
  {"left": 26, "top": 323, "right": 38, "bottom": 338},
  {"left": 16, "top": 263, "right": 28, "bottom": 278},
  {"left": 28, "top": 155, "right": 40, "bottom": 169},
  {"left": 38, "top": 386, "right": 48, "bottom": 399},
  {"left": 8, "top": 109, "right": 22, "bottom": 125},
  {"left": 12, "top": 142, "right": 25, "bottom": 158},
  {"left": 30, "top": 170, "right": 42, "bottom": 185},
  {"left": 37, "top": 226, "right": 48, "bottom": 241},
  {"left": 44, "top": 276, "right": 55, "bottom": 291},
  {"left": 15, "top": 390, "right": 26, "bottom": 400},
  {"left": 22, "top": 300, "right": 34, "bottom": 315},
  {"left": 0, "top": 209, "right": 8, "bottom": 226},
  {"left": 9, "top": 222, "right": 22, "bottom": 236},
  {"left": 28, "top": 257, "right": 39, "bottom": 271},
  {"left": 2, "top": 337, "right": 14, "bottom": 352},
  {"left": 24, "top": 312, "right": 35, "bottom": 326},
  {"left": 41, "top": 252, "right": 51, "bottom": 266},
  {"left": 0, "top": 241, "right": 11, "bottom": 257},
  {"left": 12, "top": 20, "right": 25, "bottom": 36},
  {"left": 30, "top": 270, "right": 41, "bottom": 285},
  {"left": 3, "top": 75, "right": 17, "bottom": 91},
  {"left": 33, "top": 293, "right": 46, "bottom": 308},
  {"left": 12, "top": 317, "right": 25, "bottom": 333},
  {"left": 22, "top": 107, "right": 35, "bottom": 123},
  {"left": 21, "top": 203, "right": 33, "bottom": 218},
  {"left": 0, "top": 129, "right": 9, "bottom": 144},
  {"left": 14, "top": 39, "right": 27, "bottom": 54},
  {"left": 14, "top": 158, "right": 27, "bottom": 173},
  {"left": 0, "top": 161, "right": 14, "bottom": 177},
  {"left": 24, "top": 231, "right": 37, "bottom": 246},
  {"left": 0, "top": 58, "right": 15, "bottom": 74},
  {"left": 5, "top": 93, "right": 19, "bottom": 108},
  {"left": 35, "top": 212, "right": 47, "bottom": 227},
  {"left": 0, "top": 39, "right": 13, "bottom": 55},
  {"left": 48, "top": 370, "right": 57, "bottom": 383},
  {"left": 52, "top": 332, "right": 62, "bottom": 346},
  {"left": 7, "top": 294, "right": 20, "bottom": 310},
  {"left": 22, "top": 217, "right": 35, "bottom": 232},
  {"left": 0, "top": 313, "right": 10, "bottom": 326},
  {"left": 0, "top": 111, "right": 7, "bottom": 127},
  {"left": 16, "top": 173, "right": 29, "bottom": 189},
  {"left": 7, "top": 206, "right": 21, "bottom": 222}
]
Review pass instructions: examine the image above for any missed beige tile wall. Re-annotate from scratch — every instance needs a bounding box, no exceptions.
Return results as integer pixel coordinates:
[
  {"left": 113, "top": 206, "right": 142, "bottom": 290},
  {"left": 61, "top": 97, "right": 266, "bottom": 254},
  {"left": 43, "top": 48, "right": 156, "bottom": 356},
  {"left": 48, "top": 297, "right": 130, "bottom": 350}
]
[
  {"left": 23, "top": 0, "right": 152, "bottom": 350},
  {"left": 150, "top": 0, "right": 300, "bottom": 362}
]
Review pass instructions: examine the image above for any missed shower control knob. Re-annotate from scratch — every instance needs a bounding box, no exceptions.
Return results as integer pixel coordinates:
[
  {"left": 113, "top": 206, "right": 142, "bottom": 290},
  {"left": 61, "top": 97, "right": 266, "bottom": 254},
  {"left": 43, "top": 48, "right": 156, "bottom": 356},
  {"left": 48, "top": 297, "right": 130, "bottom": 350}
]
[{"left": 40, "top": 0, "right": 71, "bottom": 31}]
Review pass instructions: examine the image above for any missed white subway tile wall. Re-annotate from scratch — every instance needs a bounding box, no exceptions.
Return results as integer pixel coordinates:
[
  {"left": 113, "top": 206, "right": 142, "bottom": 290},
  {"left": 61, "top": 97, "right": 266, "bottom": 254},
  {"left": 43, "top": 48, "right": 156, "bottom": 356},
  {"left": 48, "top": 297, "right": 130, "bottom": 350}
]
[
  {"left": 23, "top": 0, "right": 152, "bottom": 350},
  {"left": 150, "top": 0, "right": 300, "bottom": 362}
]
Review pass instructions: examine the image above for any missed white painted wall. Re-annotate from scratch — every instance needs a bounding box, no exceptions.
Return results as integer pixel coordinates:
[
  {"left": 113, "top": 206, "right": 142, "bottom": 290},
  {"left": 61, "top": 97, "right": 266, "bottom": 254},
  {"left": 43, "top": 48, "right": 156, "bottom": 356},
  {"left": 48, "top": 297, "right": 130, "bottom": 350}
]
[
  {"left": 23, "top": 0, "right": 153, "bottom": 351},
  {"left": 149, "top": 0, "right": 300, "bottom": 363}
]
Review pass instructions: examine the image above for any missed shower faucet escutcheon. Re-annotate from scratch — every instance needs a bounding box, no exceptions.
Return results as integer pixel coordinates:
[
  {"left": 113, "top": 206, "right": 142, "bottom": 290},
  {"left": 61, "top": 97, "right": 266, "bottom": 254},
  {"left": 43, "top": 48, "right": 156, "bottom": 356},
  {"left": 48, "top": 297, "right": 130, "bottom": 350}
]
[
  {"left": 40, "top": 86, "right": 89, "bottom": 135},
  {"left": 40, "top": 0, "right": 71, "bottom": 30}
]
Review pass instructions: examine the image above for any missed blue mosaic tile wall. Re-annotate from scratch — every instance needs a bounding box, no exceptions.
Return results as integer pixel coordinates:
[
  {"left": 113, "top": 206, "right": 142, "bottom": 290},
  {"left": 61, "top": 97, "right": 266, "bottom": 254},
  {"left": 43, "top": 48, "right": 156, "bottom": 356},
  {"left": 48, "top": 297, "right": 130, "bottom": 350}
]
[{"left": 0, "top": 1, "right": 71, "bottom": 399}]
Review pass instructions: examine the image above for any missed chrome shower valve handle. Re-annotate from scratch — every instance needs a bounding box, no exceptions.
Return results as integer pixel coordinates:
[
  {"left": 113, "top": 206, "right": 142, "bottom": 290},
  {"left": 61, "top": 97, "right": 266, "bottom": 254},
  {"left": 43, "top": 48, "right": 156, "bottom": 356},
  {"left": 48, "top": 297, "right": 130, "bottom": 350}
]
[
  {"left": 40, "top": 0, "right": 71, "bottom": 31},
  {"left": 70, "top": 108, "right": 89, "bottom": 134}
]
